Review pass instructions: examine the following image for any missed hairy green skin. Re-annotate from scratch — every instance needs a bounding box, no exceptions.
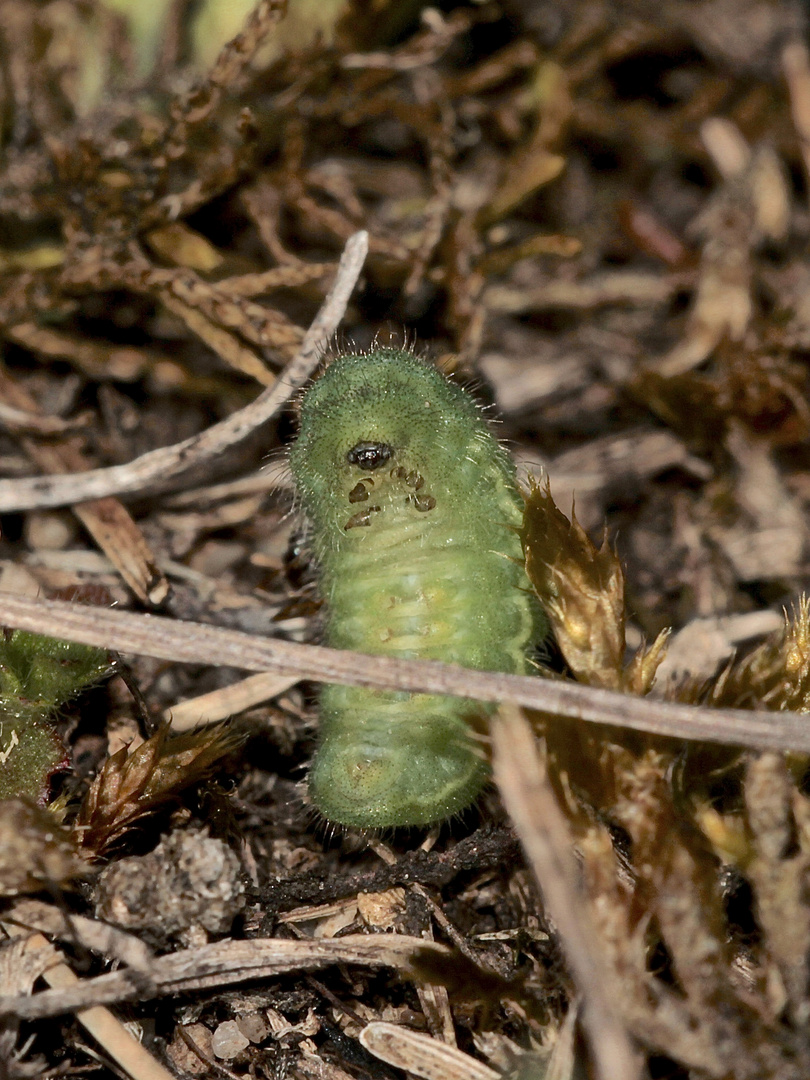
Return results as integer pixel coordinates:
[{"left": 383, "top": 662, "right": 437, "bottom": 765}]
[
  {"left": 290, "top": 349, "right": 546, "bottom": 827},
  {"left": 0, "top": 631, "right": 109, "bottom": 802}
]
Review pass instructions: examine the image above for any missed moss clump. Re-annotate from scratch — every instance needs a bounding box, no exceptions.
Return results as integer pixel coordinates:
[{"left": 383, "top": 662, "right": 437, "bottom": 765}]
[{"left": 0, "top": 630, "right": 109, "bottom": 802}]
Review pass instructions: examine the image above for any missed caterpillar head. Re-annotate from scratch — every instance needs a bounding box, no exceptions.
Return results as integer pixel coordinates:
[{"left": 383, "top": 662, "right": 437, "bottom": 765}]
[{"left": 289, "top": 348, "right": 502, "bottom": 550}]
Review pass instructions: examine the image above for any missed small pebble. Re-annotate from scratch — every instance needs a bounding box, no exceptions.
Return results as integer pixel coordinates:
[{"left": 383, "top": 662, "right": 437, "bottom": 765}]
[
  {"left": 212, "top": 1020, "right": 249, "bottom": 1059},
  {"left": 25, "top": 510, "right": 76, "bottom": 551},
  {"left": 236, "top": 1012, "right": 270, "bottom": 1044}
]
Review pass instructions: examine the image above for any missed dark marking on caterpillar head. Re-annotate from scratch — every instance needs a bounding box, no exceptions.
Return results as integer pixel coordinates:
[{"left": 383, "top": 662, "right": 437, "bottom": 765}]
[
  {"left": 344, "top": 510, "right": 371, "bottom": 530},
  {"left": 348, "top": 482, "right": 369, "bottom": 503},
  {"left": 344, "top": 505, "right": 382, "bottom": 530},
  {"left": 347, "top": 441, "right": 393, "bottom": 470},
  {"left": 391, "top": 466, "right": 425, "bottom": 491},
  {"left": 409, "top": 493, "right": 437, "bottom": 512}
]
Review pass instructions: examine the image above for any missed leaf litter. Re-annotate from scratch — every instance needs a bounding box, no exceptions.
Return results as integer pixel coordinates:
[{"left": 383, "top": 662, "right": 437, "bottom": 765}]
[{"left": 0, "top": 2, "right": 810, "bottom": 1079}]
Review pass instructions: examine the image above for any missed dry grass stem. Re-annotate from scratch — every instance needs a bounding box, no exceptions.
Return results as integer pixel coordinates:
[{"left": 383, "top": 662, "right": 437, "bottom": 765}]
[
  {"left": 0, "top": 926, "right": 175, "bottom": 1080},
  {"left": 2, "top": 592, "right": 810, "bottom": 753},
  {"left": 0, "top": 935, "right": 453, "bottom": 1020},
  {"left": 9, "top": 898, "right": 153, "bottom": 972},
  {"left": 165, "top": 671, "right": 299, "bottom": 730}
]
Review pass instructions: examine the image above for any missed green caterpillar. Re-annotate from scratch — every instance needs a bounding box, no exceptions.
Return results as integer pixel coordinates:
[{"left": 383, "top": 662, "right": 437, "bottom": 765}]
[{"left": 289, "top": 348, "right": 546, "bottom": 827}]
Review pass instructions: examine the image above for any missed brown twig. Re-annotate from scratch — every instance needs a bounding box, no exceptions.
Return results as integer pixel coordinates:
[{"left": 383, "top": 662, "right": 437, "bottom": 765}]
[
  {"left": 491, "top": 706, "right": 642, "bottom": 1080},
  {"left": 0, "top": 934, "right": 452, "bottom": 1020},
  {"left": 0, "top": 400, "right": 91, "bottom": 435},
  {"left": 783, "top": 39, "right": 810, "bottom": 206},
  {"left": 1, "top": 592, "right": 809, "bottom": 753}
]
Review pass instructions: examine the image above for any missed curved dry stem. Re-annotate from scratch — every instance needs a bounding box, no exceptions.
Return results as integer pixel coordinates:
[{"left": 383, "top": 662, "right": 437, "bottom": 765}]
[{"left": 0, "top": 230, "right": 368, "bottom": 510}]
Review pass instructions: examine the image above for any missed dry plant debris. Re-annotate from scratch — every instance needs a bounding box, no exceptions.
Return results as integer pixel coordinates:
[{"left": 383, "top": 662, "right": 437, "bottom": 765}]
[{"left": 0, "top": 1, "right": 810, "bottom": 1079}]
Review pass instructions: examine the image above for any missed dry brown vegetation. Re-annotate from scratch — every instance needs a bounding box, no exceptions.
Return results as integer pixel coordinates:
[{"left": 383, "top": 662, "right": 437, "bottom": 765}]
[{"left": 1, "top": 1, "right": 810, "bottom": 1078}]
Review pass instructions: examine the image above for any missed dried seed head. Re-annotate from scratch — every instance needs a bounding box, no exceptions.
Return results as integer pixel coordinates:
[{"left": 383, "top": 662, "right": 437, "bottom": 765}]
[
  {"left": 75, "top": 722, "right": 240, "bottom": 857},
  {"left": 522, "top": 478, "right": 668, "bottom": 692},
  {"left": 683, "top": 595, "right": 810, "bottom": 713}
]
